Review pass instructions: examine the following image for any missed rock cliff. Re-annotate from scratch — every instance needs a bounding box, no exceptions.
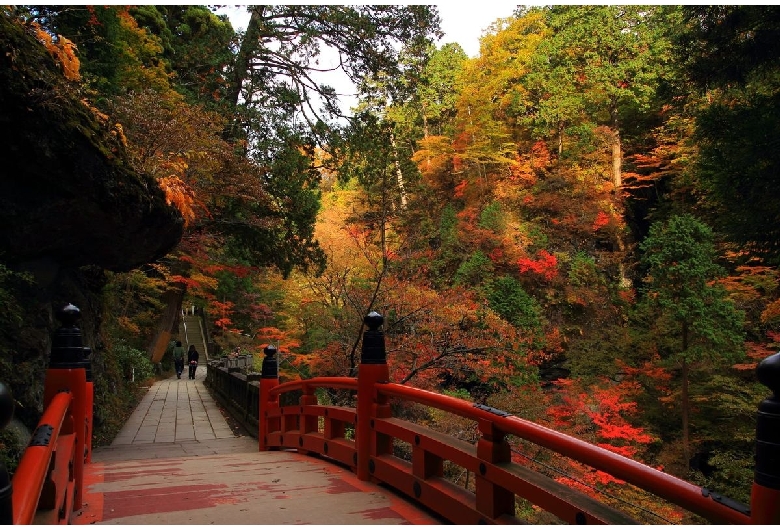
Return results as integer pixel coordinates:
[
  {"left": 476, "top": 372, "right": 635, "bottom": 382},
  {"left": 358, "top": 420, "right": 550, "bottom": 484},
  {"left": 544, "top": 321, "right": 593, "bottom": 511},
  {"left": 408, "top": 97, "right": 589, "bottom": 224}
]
[{"left": 0, "top": 12, "right": 183, "bottom": 432}]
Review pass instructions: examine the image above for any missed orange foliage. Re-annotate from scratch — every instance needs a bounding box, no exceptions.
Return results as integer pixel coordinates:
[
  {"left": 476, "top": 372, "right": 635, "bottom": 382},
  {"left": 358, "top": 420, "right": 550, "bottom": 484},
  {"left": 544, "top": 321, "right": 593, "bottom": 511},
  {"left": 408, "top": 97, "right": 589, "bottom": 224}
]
[
  {"left": 170, "top": 274, "right": 201, "bottom": 289},
  {"left": 530, "top": 140, "right": 552, "bottom": 170},
  {"left": 453, "top": 179, "right": 467, "bottom": 198},
  {"left": 760, "top": 298, "right": 780, "bottom": 324},
  {"left": 32, "top": 23, "right": 81, "bottom": 81},
  {"left": 592, "top": 211, "right": 610, "bottom": 232},
  {"left": 508, "top": 153, "right": 538, "bottom": 186},
  {"left": 542, "top": 376, "right": 657, "bottom": 491},
  {"left": 412, "top": 135, "right": 456, "bottom": 187},
  {"left": 158, "top": 176, "right": 198, "bottom": 227},
  {"left": 734, "top": 340, "right": 777, "bottom": 371}
]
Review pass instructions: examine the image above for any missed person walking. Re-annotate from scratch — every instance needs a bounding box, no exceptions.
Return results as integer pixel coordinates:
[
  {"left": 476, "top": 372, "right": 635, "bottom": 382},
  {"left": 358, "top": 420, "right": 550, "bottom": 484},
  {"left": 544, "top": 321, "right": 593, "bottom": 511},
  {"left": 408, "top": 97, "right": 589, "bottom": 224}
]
[
  {"left": 172, "top": 340, "right": 185, "bottom": 379},
  {"left": 187, "top": 344, "right": 200, "bottom": 380}
]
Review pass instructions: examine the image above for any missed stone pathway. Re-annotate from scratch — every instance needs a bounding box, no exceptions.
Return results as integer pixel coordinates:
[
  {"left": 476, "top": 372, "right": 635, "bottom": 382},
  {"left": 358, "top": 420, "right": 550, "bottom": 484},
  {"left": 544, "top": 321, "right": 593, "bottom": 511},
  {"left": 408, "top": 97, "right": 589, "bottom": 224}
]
[
  {"left": 111, "top": 370, "right": 232, "bottom": 446},
  {"left": 72, "top": 372, "right": 442, "bottom": 524}
]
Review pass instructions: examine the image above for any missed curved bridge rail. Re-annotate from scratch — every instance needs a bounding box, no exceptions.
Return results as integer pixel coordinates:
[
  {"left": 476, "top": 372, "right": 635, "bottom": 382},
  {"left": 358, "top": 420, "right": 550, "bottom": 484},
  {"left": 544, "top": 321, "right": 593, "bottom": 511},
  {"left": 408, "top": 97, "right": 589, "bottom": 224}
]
[
  {"left": 1, "top": 305, "right": 93, "bottom": 525},
  {"left": 2, "top": 307, "right": 779, "bottom": 524},
  {"left": 248, "top": 312, "right": 780, "bottom": 525}
]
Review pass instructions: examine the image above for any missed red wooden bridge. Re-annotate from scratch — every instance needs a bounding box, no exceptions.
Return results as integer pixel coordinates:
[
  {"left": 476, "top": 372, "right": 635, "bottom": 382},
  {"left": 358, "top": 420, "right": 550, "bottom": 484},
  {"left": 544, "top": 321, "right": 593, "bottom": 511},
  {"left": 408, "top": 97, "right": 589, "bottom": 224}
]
[{"left": 1, "top": 305, "right": 779, "bottom": 524}]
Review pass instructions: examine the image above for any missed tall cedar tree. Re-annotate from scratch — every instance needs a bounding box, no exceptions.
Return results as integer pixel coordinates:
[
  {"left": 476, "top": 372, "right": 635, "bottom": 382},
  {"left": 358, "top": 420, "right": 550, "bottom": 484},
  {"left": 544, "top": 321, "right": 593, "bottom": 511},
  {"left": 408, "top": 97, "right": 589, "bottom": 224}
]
[{"left": 637, "top": 214, "right": 744, "bottom": 472}]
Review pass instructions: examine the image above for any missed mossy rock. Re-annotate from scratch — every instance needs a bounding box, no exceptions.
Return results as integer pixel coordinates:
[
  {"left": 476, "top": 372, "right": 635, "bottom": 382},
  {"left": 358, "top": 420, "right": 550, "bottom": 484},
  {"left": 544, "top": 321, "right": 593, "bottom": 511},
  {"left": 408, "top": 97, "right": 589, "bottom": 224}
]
[{"left": 0, "top": 11, "right": 183, "bottom": 272}]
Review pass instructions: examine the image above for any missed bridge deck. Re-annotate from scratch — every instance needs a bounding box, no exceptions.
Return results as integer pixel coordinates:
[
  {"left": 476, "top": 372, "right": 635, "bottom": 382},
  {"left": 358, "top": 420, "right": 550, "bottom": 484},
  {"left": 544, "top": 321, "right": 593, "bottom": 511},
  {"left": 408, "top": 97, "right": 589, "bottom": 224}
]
[{"left": 72, "top": 372, "right": 441, "bottom": 525}]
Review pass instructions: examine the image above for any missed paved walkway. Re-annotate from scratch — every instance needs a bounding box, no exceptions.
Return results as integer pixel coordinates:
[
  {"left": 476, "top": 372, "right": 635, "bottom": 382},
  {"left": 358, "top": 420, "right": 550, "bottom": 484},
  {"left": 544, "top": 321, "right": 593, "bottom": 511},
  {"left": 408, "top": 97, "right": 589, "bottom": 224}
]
[
  {"left": 110, "top": 369, "right": 233, "bottom": 446},
  {"left": 72, "top": 371, "right": 442, "bottom": 525}
]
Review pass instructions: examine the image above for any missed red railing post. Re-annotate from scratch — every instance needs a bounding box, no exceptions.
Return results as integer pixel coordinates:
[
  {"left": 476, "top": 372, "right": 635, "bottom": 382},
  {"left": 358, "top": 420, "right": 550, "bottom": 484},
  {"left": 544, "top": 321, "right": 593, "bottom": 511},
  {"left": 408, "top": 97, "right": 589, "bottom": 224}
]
[
  {"left": 258, "top": 344, "right": 279, "bottom": 451},
  {"left": 43, "top": 304, "right": 90, "bottom": 511},
  {"left": 357, "top": 312, "right": 389, "bottom": 481},
  {"left": 298, "top": 382, "right": 318, "bottom": 455},
  {"left": 750, "top": 351, "right": 780, "bottom": 524},
  {"left": 84, "top": 364, "right": 94, "bottom": 465},
  {"left": 476, "top": 418, "right": 515, "bottom": 519}
]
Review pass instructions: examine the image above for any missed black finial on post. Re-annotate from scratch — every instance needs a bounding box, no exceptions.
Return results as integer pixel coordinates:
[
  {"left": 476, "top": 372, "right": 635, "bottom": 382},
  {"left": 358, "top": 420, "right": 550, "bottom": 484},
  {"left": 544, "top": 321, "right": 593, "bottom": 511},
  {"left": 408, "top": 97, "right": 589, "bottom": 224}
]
[
  {"left": 50, "top": 304, "right": 91, "bottom": 370},
  {"left": 361, "top": 311, "right": 386, "bottom": 365},
  {"left": 755, "top": 352, "right": 780, "bottom": 490},
  {"left": 262, "top": 344, "right": 278, "bottom": 379},
  {"left": 0, "top": 382, "right": 14, "bottom": 524}
]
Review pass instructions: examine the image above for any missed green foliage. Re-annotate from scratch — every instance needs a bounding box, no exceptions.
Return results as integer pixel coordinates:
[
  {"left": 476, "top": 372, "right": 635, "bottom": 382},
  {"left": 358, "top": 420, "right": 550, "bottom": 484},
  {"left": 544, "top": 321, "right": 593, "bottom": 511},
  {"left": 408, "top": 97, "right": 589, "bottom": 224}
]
[
  {"left": 478, "top": 201, "right": 505, "bottom": 232},
  {"left": 639, "top": 214, "right": 745, "bottom": 364},
  {"left": 226, "top": 129, "right": 326, "bottom": 277},
  {"left": 429, "top": 204, "right": 464, "bottom": 283},
  {"left": 690, "top": 374, "right": 765, "bottom": 503},
  {"left": 485, "top": 276, "right": 543, "bottom": 334},
  {"left": 101, "top": 269, "right": 168, "bottom": 351},
  {"left": 0, "top": 262, "right": 33, "bottom": 332},
  {"left": 114, "top": 343, "right": 155, "bottom": 383},
  {"left": 442, "top": 388, "right": 472, "bottom": 401},
  {"left": 416, "top": 43, "right": 468, "bottom": 137},
  {"left": 439, "top": 204, "right": 459, "bottom": 248},
  {"left": 676, "top": 6, "right": 780, "bottom": 263},
  {"left": 454, "top": 251, "right": 493, "bottom": 287},
  {"left": 33, "top": 5, "right": 171, "bottom": 94},
  {"left": 0, "top": 426, "right": 23, "bottom": 474},
  {"left": 131, "top": 5, "right": 234, "bottom": 108},
  {"left": 567, "top": 252, "right": 599, "bottom": 288}
]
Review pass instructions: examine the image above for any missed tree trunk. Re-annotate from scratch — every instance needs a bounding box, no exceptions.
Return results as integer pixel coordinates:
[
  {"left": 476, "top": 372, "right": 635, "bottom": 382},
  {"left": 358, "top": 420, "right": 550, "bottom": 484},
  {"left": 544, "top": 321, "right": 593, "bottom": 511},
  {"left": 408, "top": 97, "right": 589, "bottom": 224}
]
[
  {"left": 421, "top": 101, "right": 430, "bottom": 139},
  {"left": 611, "top": 110, "right": 622, "bottom": 189},
  {"left": 610, "top": 107, "right": 630, "bottom": 288},
  {"left": 557, "top": 121, "right": 564, "bottom": 157},
  {"left": 390, "top": 133, "right": 408, "bottom": 209},
  {"left": 223, "top": 7, "right": 263, "bottom": 141}
]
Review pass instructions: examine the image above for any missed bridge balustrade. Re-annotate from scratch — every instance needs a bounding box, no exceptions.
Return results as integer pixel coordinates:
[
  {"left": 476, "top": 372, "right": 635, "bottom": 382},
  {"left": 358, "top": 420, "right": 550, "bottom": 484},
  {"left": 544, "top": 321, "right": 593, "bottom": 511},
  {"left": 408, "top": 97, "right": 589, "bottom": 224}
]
[
  {"left": 1, "top": 305, "right": 777, "bottom": 524},
  {"left": 0, "top": 304, "right": 93, "bottom": 524},
  {"left": 243, "top": 312, "right": 780, "bottom": 525},
  {"left": 206, "top": 359, "right": 262, "bottom": 434}
]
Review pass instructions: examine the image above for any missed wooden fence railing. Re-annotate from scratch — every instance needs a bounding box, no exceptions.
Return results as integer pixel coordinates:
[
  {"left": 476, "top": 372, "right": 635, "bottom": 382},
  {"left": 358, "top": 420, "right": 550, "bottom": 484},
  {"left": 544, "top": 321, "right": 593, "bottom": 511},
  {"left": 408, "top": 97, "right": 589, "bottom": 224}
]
[
  {"left": 3, "top": 306, "right": 777, "bottom": 524},
  {"left": 0, "top": 304, "right": 93, "bottom": 524},
  {"left": 208, "top": 311, "right": 780, "bottom": 525}
]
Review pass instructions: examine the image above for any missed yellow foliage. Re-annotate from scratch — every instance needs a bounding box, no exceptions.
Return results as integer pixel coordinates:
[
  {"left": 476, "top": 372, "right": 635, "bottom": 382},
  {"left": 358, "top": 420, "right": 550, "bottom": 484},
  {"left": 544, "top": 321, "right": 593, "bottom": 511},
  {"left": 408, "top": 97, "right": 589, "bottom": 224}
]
[
  {"left": 412, "top": 135, "right": 456, "bottom": 188},
  {"left": 116, "top": 316, "right": 141, "bottom": 335},
  {"left": 32, "top": 23, "right": 80, "bottom": 81},
  {"left": 189, "top": 271, "right": 218, "bottom": 291},
  {"left": 112, "top": 122, "right": 128, "bottom": 147}
]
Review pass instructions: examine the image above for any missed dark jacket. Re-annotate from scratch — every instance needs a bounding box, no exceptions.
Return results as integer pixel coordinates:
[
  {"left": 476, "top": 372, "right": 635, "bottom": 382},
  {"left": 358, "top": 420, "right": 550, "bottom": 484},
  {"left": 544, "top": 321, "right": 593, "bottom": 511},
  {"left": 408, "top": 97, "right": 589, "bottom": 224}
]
[{"left": 187, "top": 348, "right": 199, "bottom": 363}]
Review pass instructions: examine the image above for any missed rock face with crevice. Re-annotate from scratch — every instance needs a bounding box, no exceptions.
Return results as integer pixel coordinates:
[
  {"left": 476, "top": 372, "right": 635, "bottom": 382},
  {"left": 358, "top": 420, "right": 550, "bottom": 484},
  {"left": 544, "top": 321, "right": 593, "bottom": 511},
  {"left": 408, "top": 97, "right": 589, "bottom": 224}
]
[{"left": 0, "top": 12, "right": 183, "bottom": 434}]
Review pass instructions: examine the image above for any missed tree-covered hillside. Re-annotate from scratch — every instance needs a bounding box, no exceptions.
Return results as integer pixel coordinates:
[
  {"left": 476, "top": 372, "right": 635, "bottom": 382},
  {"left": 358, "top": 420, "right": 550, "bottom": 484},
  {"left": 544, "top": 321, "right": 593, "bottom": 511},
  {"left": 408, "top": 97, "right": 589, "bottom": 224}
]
[{"left": 2, "top": 5, "right": 778, "bottom": 523}]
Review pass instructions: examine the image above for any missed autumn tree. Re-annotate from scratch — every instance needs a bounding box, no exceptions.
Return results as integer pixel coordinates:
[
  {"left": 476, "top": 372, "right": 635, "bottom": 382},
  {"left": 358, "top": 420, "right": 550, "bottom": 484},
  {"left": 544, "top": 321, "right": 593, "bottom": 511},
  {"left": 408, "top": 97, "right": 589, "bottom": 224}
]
[
  {"left": 26, "top": 5, "right": 171, "bottom": 94},
  {"left": 637, "top": 214, "right": 744, "bottom": 471},
  {"left": 412, "top": 43, "right": 467, "bottom": 139}
]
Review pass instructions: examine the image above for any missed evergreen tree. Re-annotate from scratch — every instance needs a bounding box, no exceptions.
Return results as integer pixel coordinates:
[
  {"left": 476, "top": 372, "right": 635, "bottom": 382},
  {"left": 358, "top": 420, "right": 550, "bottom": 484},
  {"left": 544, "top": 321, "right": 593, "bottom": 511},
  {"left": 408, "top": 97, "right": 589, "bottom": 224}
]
[{"left": 637, "top": 214, "right": 744, "bottom": 472}]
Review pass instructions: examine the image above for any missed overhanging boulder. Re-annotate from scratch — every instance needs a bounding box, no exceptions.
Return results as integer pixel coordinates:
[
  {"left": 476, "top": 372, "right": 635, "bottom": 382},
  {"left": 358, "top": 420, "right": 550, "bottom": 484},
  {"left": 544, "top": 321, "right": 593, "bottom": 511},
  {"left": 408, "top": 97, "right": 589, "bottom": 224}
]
[{"left": 0, "top": 12, "right": 183, "bottom": 272}]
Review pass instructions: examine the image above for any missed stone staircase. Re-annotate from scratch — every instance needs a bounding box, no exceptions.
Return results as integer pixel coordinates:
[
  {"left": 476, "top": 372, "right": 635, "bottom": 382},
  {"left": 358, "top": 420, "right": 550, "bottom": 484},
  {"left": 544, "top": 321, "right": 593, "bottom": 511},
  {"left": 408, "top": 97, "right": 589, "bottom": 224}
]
[{"left": 180, "top": 312, "right": 209, "bottom": 360}]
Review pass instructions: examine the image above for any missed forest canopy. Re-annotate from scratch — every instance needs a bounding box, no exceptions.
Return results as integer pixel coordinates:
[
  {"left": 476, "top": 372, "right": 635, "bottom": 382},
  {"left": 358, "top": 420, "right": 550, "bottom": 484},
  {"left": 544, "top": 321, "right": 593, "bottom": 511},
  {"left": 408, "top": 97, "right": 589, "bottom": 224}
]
[{"left": 2, "top": 5, "right": 778, "bottom": 524}]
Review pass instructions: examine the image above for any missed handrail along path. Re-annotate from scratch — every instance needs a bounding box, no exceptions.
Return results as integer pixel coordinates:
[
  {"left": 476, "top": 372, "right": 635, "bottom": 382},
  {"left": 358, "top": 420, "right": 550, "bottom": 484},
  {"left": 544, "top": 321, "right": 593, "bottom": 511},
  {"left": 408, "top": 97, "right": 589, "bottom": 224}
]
[
  {"left": 2, "top": 307, "right": 780, "bottom": 524},
  {"left": 255, "top": 311, "right": 780, "bottom": 525}
]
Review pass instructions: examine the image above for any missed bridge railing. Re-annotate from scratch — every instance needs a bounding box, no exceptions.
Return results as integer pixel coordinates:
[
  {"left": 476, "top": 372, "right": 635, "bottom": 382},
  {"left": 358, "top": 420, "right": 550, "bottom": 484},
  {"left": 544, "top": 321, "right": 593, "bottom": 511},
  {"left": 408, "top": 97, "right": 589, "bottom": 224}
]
[
  {"left": 0, "top": 304, "right": 93, "bottom": 525},
  {"left": 252, "top": 312, "right": 780, "bottom": 525}
]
